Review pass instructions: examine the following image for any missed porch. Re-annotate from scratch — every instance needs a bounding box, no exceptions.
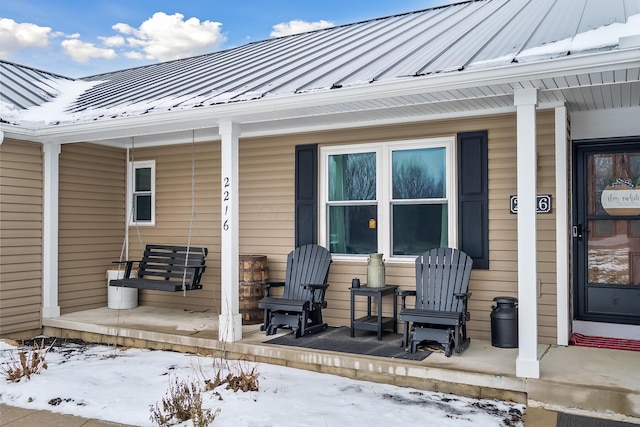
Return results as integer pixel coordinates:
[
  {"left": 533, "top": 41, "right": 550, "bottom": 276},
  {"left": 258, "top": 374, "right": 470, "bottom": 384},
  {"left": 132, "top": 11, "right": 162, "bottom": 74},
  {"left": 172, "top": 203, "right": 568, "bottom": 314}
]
[{"left": 41, "top": 306, "right": 640, "bottom": 423}]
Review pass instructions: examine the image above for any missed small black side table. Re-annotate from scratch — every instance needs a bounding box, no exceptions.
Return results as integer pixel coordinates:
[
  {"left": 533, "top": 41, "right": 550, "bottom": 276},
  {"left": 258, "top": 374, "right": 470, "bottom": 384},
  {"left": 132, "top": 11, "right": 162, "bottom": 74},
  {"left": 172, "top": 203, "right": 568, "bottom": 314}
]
[{"left": 350, "top": 285, "right": 398, "bottom": 340}]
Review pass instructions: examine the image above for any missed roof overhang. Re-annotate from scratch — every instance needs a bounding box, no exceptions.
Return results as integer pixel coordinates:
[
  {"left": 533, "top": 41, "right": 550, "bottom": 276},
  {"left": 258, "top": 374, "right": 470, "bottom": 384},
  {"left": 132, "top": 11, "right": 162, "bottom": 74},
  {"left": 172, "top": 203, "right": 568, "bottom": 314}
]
[{"left": 2, "top": 46, "right": 639, "bottom": 147}]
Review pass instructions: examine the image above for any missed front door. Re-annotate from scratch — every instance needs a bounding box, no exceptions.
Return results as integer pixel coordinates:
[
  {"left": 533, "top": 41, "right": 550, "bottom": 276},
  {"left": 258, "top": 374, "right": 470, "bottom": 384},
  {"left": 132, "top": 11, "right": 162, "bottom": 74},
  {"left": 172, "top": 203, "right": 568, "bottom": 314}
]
[{"left": 574, "top": 141, "right": 640, "bottom": 325}]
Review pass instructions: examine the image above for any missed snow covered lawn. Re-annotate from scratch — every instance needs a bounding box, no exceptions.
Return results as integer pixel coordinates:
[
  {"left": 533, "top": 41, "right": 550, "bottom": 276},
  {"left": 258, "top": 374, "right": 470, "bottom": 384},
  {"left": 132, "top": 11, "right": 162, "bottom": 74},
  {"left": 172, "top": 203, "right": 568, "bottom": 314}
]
[{"left": 0, "top": 338, "right": 524, "bottom": 426}]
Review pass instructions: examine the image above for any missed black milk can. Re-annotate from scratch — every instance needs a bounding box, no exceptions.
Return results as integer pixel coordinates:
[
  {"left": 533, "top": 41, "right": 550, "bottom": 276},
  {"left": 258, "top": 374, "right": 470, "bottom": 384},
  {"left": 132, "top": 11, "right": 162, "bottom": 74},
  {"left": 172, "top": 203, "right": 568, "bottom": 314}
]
[{"left": 490, "top": 296, "right": 518, "bottom": 348}]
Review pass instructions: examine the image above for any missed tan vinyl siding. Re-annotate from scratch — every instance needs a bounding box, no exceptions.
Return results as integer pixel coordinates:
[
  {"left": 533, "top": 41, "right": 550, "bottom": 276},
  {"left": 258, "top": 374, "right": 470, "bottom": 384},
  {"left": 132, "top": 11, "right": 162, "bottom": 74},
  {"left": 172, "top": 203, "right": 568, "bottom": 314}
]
[
  {"left": 240, "top": 138, "right": 296, "bottom": 258},
  {"left": 58, "top": 143, "right": 126, "bottom": 313},
  {"left": 126, "top": 142, "right": 220, "bottom": 311},
  {"left": 0, "top": 139, "right": 43, "bottom": 335},
  {"left": 535, "top": 111, "right": 559, "bottom": 342},
  {"left": 242, "top": 111, "right": 558, "bottom": 344},
  {"left": 46, "top": 110, "right": 559, "bottom": 343}
]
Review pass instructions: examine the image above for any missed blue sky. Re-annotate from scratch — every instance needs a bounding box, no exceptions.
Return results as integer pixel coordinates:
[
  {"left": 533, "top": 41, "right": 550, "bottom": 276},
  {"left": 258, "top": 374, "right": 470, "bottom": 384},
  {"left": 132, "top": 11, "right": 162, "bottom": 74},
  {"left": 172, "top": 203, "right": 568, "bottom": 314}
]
[{"left": 0, "top": 0, "right": 449, "bottom": 78}]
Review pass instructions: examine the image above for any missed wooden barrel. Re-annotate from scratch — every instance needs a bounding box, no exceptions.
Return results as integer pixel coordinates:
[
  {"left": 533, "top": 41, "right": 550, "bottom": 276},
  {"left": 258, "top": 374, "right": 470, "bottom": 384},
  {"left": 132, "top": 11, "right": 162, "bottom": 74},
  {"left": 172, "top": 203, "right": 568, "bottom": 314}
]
[{"left": 239, "top": 255, "right": 268, "bottom": 325}]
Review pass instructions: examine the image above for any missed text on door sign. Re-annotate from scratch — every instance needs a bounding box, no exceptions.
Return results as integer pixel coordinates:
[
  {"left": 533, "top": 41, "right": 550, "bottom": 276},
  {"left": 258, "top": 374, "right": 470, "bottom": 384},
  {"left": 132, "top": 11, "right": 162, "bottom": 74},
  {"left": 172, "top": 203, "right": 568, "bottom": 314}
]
[{"left": 509, "top": 195, "right": 552, "bottom": 214}]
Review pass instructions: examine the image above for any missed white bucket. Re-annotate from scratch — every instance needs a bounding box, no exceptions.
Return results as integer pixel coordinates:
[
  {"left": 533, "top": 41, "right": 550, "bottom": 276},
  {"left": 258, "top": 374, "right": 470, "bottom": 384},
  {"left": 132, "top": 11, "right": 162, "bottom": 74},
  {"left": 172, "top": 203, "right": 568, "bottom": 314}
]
[{"left": 107, "top": 268, "right": 138, "bottom": 310}]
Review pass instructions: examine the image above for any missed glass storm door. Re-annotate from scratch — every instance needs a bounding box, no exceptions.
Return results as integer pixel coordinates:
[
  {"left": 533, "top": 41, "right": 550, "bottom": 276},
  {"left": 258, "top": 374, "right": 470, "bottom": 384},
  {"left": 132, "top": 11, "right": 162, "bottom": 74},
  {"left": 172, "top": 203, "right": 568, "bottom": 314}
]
[{"left": 574, "top": 142, "right": 640, "bottom": 324}]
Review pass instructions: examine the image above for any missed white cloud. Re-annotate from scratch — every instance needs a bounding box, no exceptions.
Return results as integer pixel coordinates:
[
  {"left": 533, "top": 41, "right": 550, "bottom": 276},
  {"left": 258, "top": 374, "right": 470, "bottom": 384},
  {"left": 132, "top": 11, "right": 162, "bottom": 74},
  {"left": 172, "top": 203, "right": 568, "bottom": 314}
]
[
  {"left": 270, "top": 20, "right": 334, "bottom": 38},
  {"left": 0, "top": 12, "right": 227, "bottom": 68},
  {"left": 61, "top": 39, "right": 117, "bottom": 63},
  {"left": 124, "top": 50, "right": 144, "bottom": 60},
  {"left": 112, "top": 22, "right": 134, "bottom": 35},
  {"left": 112, "top": 12, "right": 226, "bottom": 61},
  {"left": 0, "top": 18, "right": 51, "bottom": 56},
  {"left": 99, "top": 35, "right": 125, "bottom": 47}
]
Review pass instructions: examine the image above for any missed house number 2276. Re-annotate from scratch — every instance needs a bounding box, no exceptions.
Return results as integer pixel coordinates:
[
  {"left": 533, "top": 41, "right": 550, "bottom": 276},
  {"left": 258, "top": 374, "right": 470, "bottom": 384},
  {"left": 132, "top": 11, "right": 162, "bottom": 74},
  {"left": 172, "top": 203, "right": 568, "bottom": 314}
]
[{"left": 223, "top": 177, "right": 230, "bottom": 231}]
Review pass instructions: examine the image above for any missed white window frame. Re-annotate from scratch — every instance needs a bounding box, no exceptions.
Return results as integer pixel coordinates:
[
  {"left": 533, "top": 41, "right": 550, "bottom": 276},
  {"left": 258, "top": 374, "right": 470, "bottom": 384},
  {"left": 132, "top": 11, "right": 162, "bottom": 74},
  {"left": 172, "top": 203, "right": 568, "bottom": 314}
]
[
  {"left": 319, "top": 137, "right": 456, "bottom": 262},
  {"left": 127, "top": 160, "right": 156, "bottom": 226}
]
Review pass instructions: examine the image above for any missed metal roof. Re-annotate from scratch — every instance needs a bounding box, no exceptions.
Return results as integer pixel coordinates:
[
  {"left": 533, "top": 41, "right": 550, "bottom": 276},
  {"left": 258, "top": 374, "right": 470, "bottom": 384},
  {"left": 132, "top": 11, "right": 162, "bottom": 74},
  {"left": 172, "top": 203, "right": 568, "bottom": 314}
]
[
  {"left": 1, "top": 0, "right": 640, "bottom": 127},
  {"left": 0, "top": 61, "right": 72, "bottom": 110}
]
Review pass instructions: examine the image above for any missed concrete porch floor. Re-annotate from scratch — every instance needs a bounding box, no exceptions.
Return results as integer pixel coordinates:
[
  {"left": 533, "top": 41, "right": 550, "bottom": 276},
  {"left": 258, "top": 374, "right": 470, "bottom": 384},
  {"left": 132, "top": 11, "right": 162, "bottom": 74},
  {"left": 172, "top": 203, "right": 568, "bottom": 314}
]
[{"left": 39, "top": 306, "right": 640, "bottom": 424}]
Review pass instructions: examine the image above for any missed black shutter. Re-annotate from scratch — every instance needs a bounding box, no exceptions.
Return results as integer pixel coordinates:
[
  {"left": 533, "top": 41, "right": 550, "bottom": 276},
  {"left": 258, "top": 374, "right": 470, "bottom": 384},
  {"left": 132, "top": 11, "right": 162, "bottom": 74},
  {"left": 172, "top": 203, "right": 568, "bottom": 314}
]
[
  {"left": 295, "top": 144, "right": 318, "bottom": 247},
  {"left": 457, "top": 131, "right": 489, "bottom": 269}
]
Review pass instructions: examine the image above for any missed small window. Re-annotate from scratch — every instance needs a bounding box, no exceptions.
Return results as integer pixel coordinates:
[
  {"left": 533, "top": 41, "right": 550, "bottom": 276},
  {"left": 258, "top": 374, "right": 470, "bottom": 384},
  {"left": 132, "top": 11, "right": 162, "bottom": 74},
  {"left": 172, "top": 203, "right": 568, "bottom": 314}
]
[{"left": 128, "top": 160, "right": 155, "bottom": 225}]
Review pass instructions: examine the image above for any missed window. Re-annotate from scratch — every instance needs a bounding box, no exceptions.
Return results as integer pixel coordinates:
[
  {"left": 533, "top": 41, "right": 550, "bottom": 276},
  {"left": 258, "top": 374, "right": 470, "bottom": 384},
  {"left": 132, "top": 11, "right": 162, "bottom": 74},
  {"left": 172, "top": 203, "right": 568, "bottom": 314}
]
[
  {"left": 391, "top": 147, "right": 448, "bottom": 255},
  {"left": 320, "top": 138, "right": 455, "bottom": 259},
  {"left": 127, "top": 160, "right": 155, "bottom": 225},
  {"left": 327, "top": 150, "right": 378, "bottom": 254}
]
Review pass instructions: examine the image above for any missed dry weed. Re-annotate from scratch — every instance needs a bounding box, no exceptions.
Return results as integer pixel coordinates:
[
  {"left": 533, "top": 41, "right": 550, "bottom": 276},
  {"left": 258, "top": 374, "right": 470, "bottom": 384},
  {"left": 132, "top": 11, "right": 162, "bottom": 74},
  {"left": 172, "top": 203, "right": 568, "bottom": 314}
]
[
  {"left": 149, "top": 376, "right": 220, "bottom": 427},
  {"left": 149, "top": 345, "right": 260, "bottom": 426},
  {"left": 0, "top": 338, "right": 53, "bottom": 382},
  {"left": 205, "top": 364, "right": 259, "bottom": 393}
]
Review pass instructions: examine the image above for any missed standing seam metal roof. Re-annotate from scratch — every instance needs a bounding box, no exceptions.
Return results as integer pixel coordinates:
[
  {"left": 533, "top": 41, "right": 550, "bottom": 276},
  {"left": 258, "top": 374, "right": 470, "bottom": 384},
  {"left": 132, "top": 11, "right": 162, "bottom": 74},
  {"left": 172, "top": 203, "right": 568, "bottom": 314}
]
[
  {"left": 0, "top": 62, "right": 73, "bottom": 110},
  {"left": 2, "top": 0, "right": 640, "bottom": 123}
]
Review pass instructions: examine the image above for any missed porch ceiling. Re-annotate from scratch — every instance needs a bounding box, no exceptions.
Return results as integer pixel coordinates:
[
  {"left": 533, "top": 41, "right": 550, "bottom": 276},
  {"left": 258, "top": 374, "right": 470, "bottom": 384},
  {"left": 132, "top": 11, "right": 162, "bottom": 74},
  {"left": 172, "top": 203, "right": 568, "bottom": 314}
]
[{"left": 237, "top": 73, "right": 640, "bottom": 130}]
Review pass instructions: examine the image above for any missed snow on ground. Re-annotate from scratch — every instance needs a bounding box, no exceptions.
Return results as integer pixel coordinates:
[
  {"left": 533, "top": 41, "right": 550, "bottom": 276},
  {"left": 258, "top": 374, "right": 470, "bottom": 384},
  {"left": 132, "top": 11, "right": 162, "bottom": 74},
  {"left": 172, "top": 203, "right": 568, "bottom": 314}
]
[{"left": 0, "top": 338, "right": 524, "bottom": 427}]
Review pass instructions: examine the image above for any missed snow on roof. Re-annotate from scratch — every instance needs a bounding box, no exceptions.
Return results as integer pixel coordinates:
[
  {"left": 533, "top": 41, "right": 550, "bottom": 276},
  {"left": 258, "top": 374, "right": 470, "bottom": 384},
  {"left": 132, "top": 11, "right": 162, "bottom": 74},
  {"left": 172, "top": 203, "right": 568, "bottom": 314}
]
[
  {"left": 2, "top": 0, "right": 640, "bottom": 127},
  {"left": 0, "top": 61, "right": 76, "bottom": 124},
  {"left": 1, "top": 77, "right": 103, "bottom": 126}
]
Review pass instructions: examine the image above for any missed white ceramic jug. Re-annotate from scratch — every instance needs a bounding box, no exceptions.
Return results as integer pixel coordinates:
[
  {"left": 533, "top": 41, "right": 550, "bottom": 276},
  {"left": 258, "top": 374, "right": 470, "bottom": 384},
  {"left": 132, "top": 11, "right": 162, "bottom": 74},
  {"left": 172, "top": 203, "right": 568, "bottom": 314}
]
[{"left": 367, "top": 253, "right": 385, "bottom": 288}]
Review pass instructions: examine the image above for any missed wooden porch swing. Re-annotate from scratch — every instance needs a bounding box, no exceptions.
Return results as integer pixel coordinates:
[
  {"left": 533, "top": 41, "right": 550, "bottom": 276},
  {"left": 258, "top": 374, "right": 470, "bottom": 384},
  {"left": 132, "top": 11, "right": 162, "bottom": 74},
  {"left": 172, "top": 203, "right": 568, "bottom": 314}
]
[{"left": 109, "top": 132, "right": 208, "bottom": 293}]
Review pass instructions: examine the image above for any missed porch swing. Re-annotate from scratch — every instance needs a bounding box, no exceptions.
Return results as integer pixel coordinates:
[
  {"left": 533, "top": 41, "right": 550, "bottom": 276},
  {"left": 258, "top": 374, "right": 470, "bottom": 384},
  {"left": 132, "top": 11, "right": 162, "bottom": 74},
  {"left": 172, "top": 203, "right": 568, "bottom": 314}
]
[{"left": 109, "top": 132, "right": 208, "bottom": 293}]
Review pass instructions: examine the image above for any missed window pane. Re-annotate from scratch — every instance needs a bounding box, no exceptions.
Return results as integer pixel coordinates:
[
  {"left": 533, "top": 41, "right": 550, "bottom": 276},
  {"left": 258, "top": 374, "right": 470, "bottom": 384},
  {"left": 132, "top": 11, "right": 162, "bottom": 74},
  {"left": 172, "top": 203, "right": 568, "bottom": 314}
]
[
  {"left": 392, "top": 204, "right": 447, "bottom": 255},
  {"left": 329, "top": 152, "right": 376, "bottom": 201},
  {"left": 135, "top": 195, "right": 152, "bottom": 221},
  {"left": 328, "top": 205, "right": 377, "bottom": 254},
  {"left": 593, "top": 220, "right": 614, "bottom": 236},
  {"left": 392, "top": 148, "right": 445, "bottom": 199},
  {"left": 629, "top": 155, "right": 640, "bottom": 185},
  {"left": 135, "top": 167, "right": 151, "bottom": 192},
  {"left": 591, "top": 155, "right": 613, "bottom": 216}
]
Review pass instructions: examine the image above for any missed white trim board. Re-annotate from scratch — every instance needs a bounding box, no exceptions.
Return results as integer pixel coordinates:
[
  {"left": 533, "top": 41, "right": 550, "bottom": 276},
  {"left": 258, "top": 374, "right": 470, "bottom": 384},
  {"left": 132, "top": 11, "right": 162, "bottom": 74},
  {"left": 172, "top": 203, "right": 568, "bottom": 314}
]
[{"left": 571, "top": 107, "right": 640, "bottom": 140}]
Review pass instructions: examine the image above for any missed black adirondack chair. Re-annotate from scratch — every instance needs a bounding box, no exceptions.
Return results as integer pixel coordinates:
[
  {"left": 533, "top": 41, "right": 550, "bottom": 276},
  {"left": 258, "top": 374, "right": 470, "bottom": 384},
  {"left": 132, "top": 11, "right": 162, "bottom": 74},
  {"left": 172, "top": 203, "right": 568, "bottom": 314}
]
[
  {"left": 259, "top": 244, "right": 332, "bottom": 338},
  {"left": 398, "top": 248, "right": 473, "bottom": 357}
]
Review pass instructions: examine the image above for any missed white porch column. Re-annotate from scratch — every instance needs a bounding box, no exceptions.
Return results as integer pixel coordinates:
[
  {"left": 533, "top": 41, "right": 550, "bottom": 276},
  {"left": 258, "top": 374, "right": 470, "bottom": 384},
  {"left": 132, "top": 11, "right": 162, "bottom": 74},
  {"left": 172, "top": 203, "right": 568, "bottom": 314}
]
[
  {"left": 218, "top": 121, "right": 242, "bottom": 342},
  {"left": 514, "top": 88, "right": 540, "bottom": 378},
  {"left": 42, "top": 142, "right": 61, "bottom": 318},
  {"left": 555, "top": 106, "right": 570, "bottom": 346}
]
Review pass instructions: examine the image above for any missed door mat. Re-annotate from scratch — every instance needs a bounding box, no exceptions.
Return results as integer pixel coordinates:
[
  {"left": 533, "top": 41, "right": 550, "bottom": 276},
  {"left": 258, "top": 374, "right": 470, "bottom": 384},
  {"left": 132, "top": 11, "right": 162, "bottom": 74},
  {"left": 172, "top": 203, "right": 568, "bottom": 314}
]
[
  {"left": 556, "top": 412, "right": 636, "bottom": 427},
  {"left": 265, "top": 326, "right": 430, "bottom": 361},
  {"left": 570, "top": 333, "right": 640, "bottom": 352}
]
